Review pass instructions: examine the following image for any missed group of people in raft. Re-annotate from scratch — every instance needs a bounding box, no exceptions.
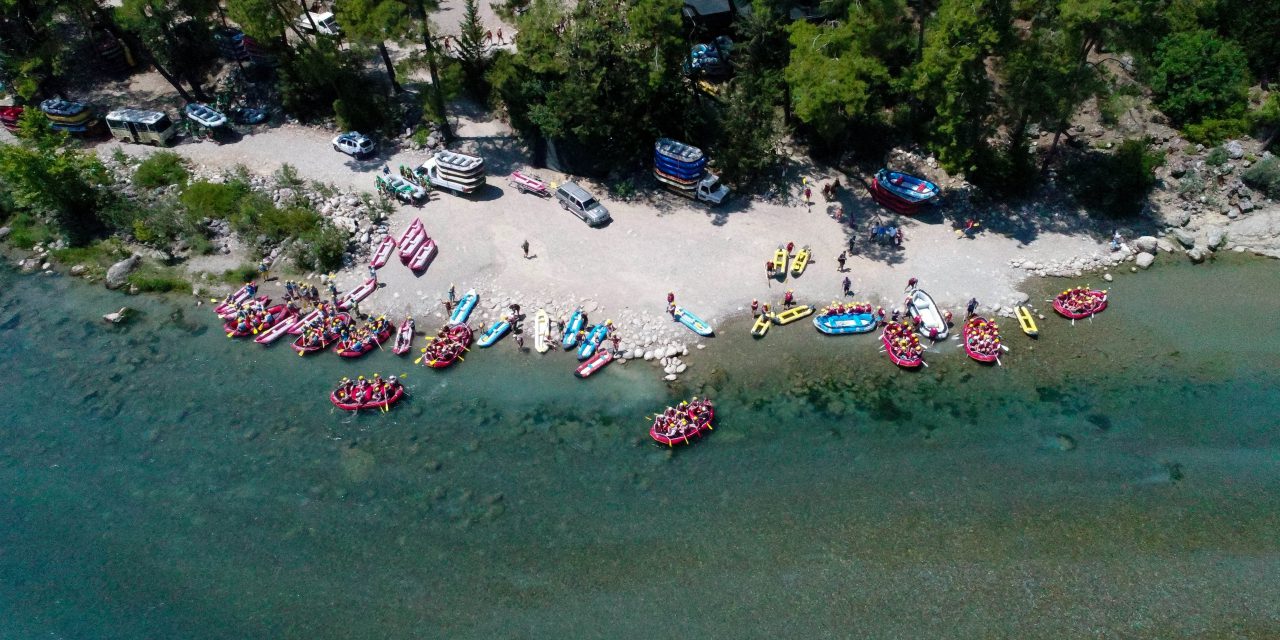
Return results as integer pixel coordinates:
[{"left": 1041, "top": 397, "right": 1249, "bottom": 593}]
[
  {"left": 225, "top": 296, "right": 284, "bottom": 335},
  {"left": 296, "top": 304, "right": 350, "bottom": 350},
  {"left": 1057, "top": 286, "right": 1106, "bottom": 315},
  {"left": 335, "top": 316, "right": 392, "bottom": 355},
  {"left": 963, "top": 314, "right": 1002, "bottom": 356},
  {"left": 331, "top": 374, "right": 403, "bottom": 409},
  {"left": 652, "top": 397, "right": 715, "bottom": 440}
]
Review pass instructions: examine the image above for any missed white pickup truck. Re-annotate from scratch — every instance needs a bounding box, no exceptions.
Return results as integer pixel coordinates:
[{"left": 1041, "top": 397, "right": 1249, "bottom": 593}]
[
  {"left": 297, "top": 11, "right": 340, "bottom": 36},
  {"left": 655, "top": 171, "right": 731, "bottom": 205},
  {"left": 416, "top": 151, "right": 486, "bottom": 195}
]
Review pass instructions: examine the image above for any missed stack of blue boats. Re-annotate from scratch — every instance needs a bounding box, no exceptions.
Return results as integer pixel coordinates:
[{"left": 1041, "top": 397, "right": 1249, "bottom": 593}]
[{"left": 653, "top": 138, "right": 707, "bottom": 195}]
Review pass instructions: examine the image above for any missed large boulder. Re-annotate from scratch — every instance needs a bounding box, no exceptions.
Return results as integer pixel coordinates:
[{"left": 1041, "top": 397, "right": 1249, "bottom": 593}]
[
  {"left": 1135, "top": 252, "right": 1156, "bottom": 269},
  {"left": 1186, "top": 247, "right": 1208, "bottom": 263},
  {"left": 1225, "top": 140, "right": 1244, "bottom": 160},
  {"left": 1205, "top": 228, "right": 1226, "bottom": 250},
  {"left": 1133, "top": 236, "right": 1159, "bottom": 253},
  {"left": 105, "top": 254, "right": 140, "bottom": 290},
  {"left": 1171, "top": 229, "right": 1196, "bottom": 249}
]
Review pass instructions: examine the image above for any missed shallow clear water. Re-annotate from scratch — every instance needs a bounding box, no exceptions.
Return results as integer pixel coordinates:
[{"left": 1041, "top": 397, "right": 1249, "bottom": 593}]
[{"left": 1, "top": 257, "right": 1278, "bottom": 638}]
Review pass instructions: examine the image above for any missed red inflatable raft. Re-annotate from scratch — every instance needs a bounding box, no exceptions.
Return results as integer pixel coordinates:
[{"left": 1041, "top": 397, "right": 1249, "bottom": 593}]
[
  {"left": 650, "top": 398, "right": 715, "bottom": 446},
  {"left": 330, "top": 378, "right": 405, "bottom": 411},
  {"left": 223, "top": 303, "right": 293, "bottom": 337},
  {"left": 392, "top": 317, "right": 415, "bottom": 355},
  {"left": 337, "top": 277, "right": 378, "bottom": 311},
  {"left": 419, "top": 323, "right": 473, "bottom": 369},
  {"left": 335, "top": 318, "right": 394, "bottom": 358},
  {"left": 291, "top": 312, "right": 352, "bottom": 355},
  {"left": 408, "top": 237, "right": 437, "bottom": 272},
  {"left": 1053, "top": 287, "right": 1108, "bottom": 320},
  {"left": 881, "top": 321, "right": 924, "bottom": 368},
  {"left": 370, "top": 235, "right": 397, "bottom": 269},
  {"left": 962, "top": 315, "right": 1004, "bottom": 364},
  {"left": 574, "top": 348, "right": 614, "bottom": 378},
  {"left": 214, "top": 282, "right": 257, "bottom": 316}
]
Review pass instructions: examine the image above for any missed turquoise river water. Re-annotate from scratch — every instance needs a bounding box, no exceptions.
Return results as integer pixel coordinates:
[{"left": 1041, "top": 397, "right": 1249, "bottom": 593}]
[{"left": 1, "top": 256, "right": 1278, "bottom": 639}]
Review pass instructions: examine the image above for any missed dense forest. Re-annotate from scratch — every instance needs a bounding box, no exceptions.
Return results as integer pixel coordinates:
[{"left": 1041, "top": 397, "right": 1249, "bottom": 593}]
[{"left": 2, "top": 0, "right": 1280, "bottom": 250}]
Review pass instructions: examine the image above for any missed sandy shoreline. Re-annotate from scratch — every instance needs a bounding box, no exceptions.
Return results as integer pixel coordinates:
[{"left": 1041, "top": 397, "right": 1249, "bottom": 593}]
[{"left": 84, "top": 118, "right": 1117, "bottom": 345}]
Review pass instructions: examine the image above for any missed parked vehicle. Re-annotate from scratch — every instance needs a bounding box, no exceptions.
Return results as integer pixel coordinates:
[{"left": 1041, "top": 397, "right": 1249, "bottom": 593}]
[
  {"left": 653, "top": 138, "right": 730, "bottom": 205},
  {"left": 296, "top": 11, "right": 340, "bottom": 36},
  {"left": 555, "top": 182, "right": 611, "bottom": 226},
  {"left": 105, "top": 108, "right": 176, "bottom": 145},
  {"left": 416, "top": 151, "right": 486, "bottom": 194},
  {"left": 332, "top": 132, "right": 375, "bottom": 158}
]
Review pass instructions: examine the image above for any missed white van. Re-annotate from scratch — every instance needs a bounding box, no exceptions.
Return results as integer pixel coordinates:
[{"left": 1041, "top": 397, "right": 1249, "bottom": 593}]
[{"left": 297, "top": 11, "right": 340, "bottom": 36}]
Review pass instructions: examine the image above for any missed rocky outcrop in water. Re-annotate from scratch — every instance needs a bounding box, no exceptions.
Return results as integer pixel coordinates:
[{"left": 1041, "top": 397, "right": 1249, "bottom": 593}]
[{"left": 105, "top": 255, "right": 140, "bottom": 289}]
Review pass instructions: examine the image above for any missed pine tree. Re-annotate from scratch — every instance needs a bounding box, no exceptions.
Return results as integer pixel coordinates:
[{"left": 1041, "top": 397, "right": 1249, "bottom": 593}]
[{"left": 455, "top": 0, "right": 489, "bottom": 96}]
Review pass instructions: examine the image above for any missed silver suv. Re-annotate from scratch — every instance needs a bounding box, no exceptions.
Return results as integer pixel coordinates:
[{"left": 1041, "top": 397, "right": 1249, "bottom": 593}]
[{"left": 555, "top": 182, "right": 611, "bottom": 226}]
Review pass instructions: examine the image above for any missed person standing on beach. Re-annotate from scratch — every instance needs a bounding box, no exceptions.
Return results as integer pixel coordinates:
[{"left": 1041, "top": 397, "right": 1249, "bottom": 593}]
[
  {"left": 837, "top": 251, "right": 847, "bottom": 272},
  {"left": 842, "top": 276, "right": 852, "bottom": 296},
  {"left": 905, "top": 277, "right": 918, "bottom": 292},
  {"left": 751, "top": 299, "right": 759, "bottom": 317},
  {"left": 783, "top": 290, "right": 794, "bottom": 309},
  {"left": 786, "top": 241, "right": 794, "bottom": 256},
  {"left": 667, "top": 291, "right": 675, "bottom": 307},
  {"left": 521, "top": 239, "right": 530, "bottom": 259},
  {"left": 448, "top": 284, "right": 456, "bottom": 304},
  {"left": 967, "top": 298, "right": 979, "bottom": 317},
  {"left": 766, "top": 261, "right": 774, "bottom": 279}
]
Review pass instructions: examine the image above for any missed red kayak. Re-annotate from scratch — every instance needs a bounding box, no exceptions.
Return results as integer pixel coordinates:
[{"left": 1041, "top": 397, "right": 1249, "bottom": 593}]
[
  {"left": 330, "top": 378, "right": 405, "bottom": 411},
  {"left": 223, "top": 303, "right": 293, "bottom": 337},
  {"left": 291, "top": 312, "right": 352, "bottom": 355},
  {"left": 574, "top": 348, "right": 614, "bottom": 378},
  {"left": 881, "top": 321, "right": 924, "bottom": 368},
  {"left": 420, "top": 323, "right": 473, "bottom": 369},
  {"left": 962, "top": 315, "right": 1004, "bottom": 364},
  {"left": 392, "top": 317, "right": 415, "bottom": 355},
  {"left": 337, "top": 278, "right": 378, "bottom": 311},
  {"left": 370, "top": 235, "right": 397, "bottom": 269},
  {"left": 408, "top": 237, "right": 437, "bottom": 272},
  {"left": 1053, "top": 287, "right": 1108, "bottom": 320},
  {"left": 335, "top": 318, "right": 394, "bottom": 358},
  {"left": 650, "top": 398, "right": 715, "bottom": 446}
]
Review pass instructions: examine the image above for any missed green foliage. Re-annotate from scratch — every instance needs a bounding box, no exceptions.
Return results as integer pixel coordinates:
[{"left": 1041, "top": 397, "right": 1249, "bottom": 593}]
[
  {"left": 0, "top": 0, "right": 70, "bottom": 100},
  {"left": 1241, "top": 156, "right": 1280, "bottom": 199},
  {"left": 133, "top": 152, "right": 190, "bottom": 189},
  {"left": 50, "top": 239, "right": 129, "bottom": 276},
  {"left": 278, "top": 40, "right": 393, "bottom": 132},
  {"left": 180, "top": 180, "right": 250, "bottom": 219},
  {"left": 456, "top": 0, "right": 492, "bottom": 98},
  {"left": 1181, "top": 118, "right": 1249, "bottom": 145},
  {"left": 118, "top": 0, "right": 220, "bottom": 97},
  {"left": 1150, "top": 29, "right": 1250, "bottom": 127},
  {"left": 222, "top": 263, "right": 260, "bottom": 284},
  {"left": 785, "top": 19, "right": 890, "bottom": 148},
  {"left": 0, "top": 112, "right": 112, "bottom": 245},
  {"left": 127, "top": 266, "right": 190, "bottom": 292},
  {"left": 291, "top": 223, "right": 348, "bottom": 271},
  {"left": 1204, "top": 146, "right": 1228, "bottom": 167},
  {"left": 491, "top": 0, "right": 689, "bottom": 173},
  {"left": 1065, "top": 138, "right": 1164, "bottom": 217},
  {"left": 274, "top": 164, "right": 304, "bottom": 189},
  {"left": 712, "top": 81, "right": 781, "bottom": 185},
  {"left": 913, "top": 0, "right": 1011, "bottom": 173},
  {"left": 1, "top": 212, "right": 56, "bottom": 248}
]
